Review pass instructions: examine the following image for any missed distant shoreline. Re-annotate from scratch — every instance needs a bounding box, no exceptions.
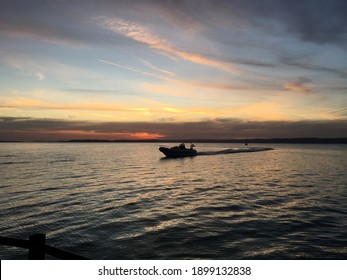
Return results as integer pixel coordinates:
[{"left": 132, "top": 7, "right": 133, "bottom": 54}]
[{"left": 1, "top": 138, "right": 347, "bottom": 144}]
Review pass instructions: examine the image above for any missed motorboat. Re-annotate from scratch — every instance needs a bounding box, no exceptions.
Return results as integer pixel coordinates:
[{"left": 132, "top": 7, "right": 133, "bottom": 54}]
[{"left": 159, "top": 143, "right": 197, "bottom": 158}]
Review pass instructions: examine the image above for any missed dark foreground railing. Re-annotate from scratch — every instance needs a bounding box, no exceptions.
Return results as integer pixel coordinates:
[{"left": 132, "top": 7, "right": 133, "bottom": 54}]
[{"left": 0, "top": 233, "right": 89, "bottom": 259}]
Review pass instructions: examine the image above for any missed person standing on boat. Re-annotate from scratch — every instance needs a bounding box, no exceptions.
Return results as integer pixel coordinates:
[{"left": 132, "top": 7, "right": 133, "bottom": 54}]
[{"left": 190, "top": 143, "right": 195, "bottom": 149}]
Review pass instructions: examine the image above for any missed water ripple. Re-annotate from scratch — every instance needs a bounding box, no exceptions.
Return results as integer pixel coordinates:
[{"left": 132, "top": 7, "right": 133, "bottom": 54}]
[{"left": 1, "top": 143, "right": 346, "bottom": 259}]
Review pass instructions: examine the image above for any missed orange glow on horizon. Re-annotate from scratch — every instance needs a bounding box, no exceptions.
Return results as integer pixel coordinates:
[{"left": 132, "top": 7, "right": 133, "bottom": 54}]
[
  {"left": 29, "top": 129, "right": 166, "bottom": 141},
  {"left": 129, "top": 132, "right": 165, "bottom": 139}
]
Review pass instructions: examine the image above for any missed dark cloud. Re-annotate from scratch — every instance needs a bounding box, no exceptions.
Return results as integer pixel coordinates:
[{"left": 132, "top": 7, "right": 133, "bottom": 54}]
[
  {"left": 2, "top": 0, "right": 346, "bottom": 47},
  {"left": 233, "top": 0, "right": 347, "bottom": 45},
  {"left": 1, "top": 0, "right": 346, "bottom": 87},
  {"left": 132, "top": 0, "right": 347, "bottom": 45},
  {"left": 0, "top": 0, "right": 137, "bottom": 48},
  {"left": 1, "top": 0, "right": 346, "bottom": 138},
  {"left": 1, "top": 117, "right": 346, "bottom": 141},
  {"left": 280, "top": 56, "right": 347, "bottom": 79},
  {"left": 271, "top": 0, "right": 347, "bottom": 44}
]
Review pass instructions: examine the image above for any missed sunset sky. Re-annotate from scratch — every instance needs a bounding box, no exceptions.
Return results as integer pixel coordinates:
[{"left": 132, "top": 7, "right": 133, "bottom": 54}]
[{"left": 1, "top": 0, "right": 347, "bottom": 141}]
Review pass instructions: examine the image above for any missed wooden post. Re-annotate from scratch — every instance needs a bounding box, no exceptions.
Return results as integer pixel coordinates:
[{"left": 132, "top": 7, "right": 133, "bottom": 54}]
[{"left": 28, "top": 233, "right": 46, "bottom": 260}]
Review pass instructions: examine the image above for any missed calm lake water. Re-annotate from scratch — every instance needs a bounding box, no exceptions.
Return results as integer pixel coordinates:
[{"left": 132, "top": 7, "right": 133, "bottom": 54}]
[{"left": 0, "top": 143, "right": 346, "bottom": 259}]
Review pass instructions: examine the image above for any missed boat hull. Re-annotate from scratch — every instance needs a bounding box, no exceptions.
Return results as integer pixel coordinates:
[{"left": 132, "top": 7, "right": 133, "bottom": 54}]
[{"left": 159, "top": 147, "right": 197, "bottom": 158}]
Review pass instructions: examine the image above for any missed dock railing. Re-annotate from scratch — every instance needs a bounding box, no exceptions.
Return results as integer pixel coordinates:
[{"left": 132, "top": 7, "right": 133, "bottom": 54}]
[{"left": 0, "top": 233, "right": 89, "bottom": 260}]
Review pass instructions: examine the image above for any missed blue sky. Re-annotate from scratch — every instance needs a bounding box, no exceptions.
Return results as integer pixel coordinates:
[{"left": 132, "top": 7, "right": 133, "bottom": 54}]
[{"left": 1, "top": 0, "right": 346, "bottom": 140}]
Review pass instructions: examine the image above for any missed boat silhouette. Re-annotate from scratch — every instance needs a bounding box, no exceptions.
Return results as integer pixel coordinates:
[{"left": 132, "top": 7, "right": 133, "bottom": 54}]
[{"left": 159, "top": 143, "right": 197, "bottom": 158}]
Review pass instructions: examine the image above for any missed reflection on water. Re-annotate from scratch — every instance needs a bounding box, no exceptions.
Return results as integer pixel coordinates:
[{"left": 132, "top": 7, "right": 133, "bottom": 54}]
[{"left": 0, "top": 143, "right": 346, "bottom": 259}]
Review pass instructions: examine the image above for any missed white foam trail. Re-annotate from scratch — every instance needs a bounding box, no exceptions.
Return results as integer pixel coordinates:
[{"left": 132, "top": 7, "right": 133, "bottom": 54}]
[{"left": 197, "top": 147, "right": 273, "bottom": 156}]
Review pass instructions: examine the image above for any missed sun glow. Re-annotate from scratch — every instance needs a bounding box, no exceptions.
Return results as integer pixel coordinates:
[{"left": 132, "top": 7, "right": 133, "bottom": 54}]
[
  {"left": 1, "top": 1, "right": 346, "bottom": 141},
  {"left": 129, "top": 132, "right": 165, "bottom": 139},
  {"left": 29, "top": 129, "right": 166, "bottom": 141}
]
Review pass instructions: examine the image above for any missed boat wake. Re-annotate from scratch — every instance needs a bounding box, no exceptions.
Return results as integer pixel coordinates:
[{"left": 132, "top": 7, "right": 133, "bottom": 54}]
[{"left": 197, "top": 147, "right": 273, "bottom": 156}]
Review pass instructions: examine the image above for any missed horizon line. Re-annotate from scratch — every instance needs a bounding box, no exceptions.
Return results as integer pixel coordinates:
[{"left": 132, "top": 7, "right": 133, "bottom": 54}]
[{"left": 1, "top": 137, "right": 347, "bottom": 144}]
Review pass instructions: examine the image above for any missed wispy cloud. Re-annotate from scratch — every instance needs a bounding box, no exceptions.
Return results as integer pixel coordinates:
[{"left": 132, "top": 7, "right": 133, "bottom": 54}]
[
  {"left": 284, "top": 78, "right": 312, "bottom": 94},
  {"left": 139, "top": 59, "right": 176, "bottom": 77},
  {"left": 163, "top": 107, "right": 186, "bottom": 113},
  {"left": 0, "top": 52, "right": 47, "bottom": 81},
  {"left": 280, "top": 56, "right": 347, "bottom": 79},
  {"left": 99, "top": 59, "right": 167, "bottom": 80},
  {"left": 97, "top": 17, "right": 239, "bottom": 74},
  {"left": 0, "top": 96, "right": 149, "bottom": 114},
  {"left": 36, "top": 72, "right": 45, "bottom": 81},
  {"left": 1, "top": 0, "right": 346, "bottom": 141}
]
